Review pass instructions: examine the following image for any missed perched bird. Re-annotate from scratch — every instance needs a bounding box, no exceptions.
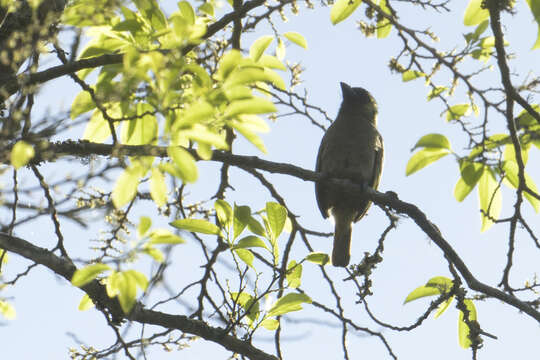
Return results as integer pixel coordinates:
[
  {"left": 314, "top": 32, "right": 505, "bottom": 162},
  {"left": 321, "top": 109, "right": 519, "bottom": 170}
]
[{"left": 315, "top": 82, "right": 384, "bottom": 267}]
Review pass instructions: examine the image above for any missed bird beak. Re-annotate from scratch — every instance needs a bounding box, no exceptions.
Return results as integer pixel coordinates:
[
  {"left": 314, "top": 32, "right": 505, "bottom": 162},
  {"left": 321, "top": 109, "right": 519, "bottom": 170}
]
[{"left": 340, "top": 82, "right": 353, "bottom": 98}]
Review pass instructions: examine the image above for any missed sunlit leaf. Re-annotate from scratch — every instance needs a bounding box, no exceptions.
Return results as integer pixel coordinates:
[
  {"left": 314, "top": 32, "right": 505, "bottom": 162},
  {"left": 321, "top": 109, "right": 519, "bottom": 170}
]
[
  {"left": 71, "top": 91, "right": 95, "bottom": 119},
  {"left": 148, "top": 229, "right": 186, "bottom": 244},
  {"left": 261, "top": 318, "right": 279, "bottom": 330},
  {"left": 167, "top": 146, "right": 198, "bottom": 183},
  {"left": 454, "top": 161, "right": 483, "bottom": 202},
  {"left": 170, "top": 218, "right": 221, "bottom": 234},
  {"left": 412, "top": 133, "right": 451, "bottom": 150},
  {"left": 330, "top": 0, "right": 362, "bottom": 25},
  {"left": 434, "top": 296, "right": 455, "bottom": 318},
  {"left": 10, "top": 141, "right": 35, "bottom": 169},
  {"left": 266, "top": 202, "right": 287, "bottom": 243},
  {"left": 215, "top": 199, "right": 233, "bottom": 230},
  {"left": 71, "top": 263, "right": 111, "bottom": 287},
  {"left": 138, "top": 216, "right": 152, "bottom": 237},
  {"left": 234, "top": 248, "right": 255, "bottom": 268},
  {"left": 234, "top": 205, "right": 251, "bottom": 240},
  {"left": 78, "top": 294, "right": 95, "bottom": 311},
  {"left": 402, "top": 70, "right": 425, "bottom": 82},
  {"left": 526, "top": 0, "right": 540, "bottom": 49},
  {"left": 283, "top": 32, "right": 308, "bottom": 49},
  {"left": 0, "top": 300, "right": 16, "bottom": 320},
  {"left": 405, "top": 148, "right": 450, "bottom": 176},
  {"left": 446, "top": 104, "right": 471, "bottom": 121},
  {"left": 305, "top": 252, "right": 330, "bottom": 266},
  {"left": 150, "top": 167, "right": 167, "bottom": 207},
  {"left": 267, "top": 293, "right": 312, "bottom": 317},
  {"left": 404, "top": 276, "right": 453, "bottom": 304},
  {"left": 286, "top": 261, "right": 302, "bottom": 289},
  {"left": 234, "top": 235, "right": 268, "bottom": 250},
  {"left": 112, "top": 165, "right": 144, "bottom": 208},
  {"left": 478, "top": 166, "right": 502, "bottom": 232},
  {"left": 463, "top": 0, "right": 489, "bottom": 26},
  {"left": 377, "top": 0, "right": 392, "bottom": 38},
  {"left": 458, "top": 300, "right": 478, "bottom": 348},
  {"left": 250, "top": 35, "right": 274, "bottom": 61}
]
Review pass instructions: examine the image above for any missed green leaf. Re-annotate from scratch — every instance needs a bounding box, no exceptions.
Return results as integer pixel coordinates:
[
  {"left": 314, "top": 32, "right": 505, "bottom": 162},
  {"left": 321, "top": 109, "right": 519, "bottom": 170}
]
[
  {"left": 250, "top": 35, "right": 274, "bottom": 61},
  {"left": 225, "top": 98, "right": 277, "bottom": 117},
  {"left": 377, "top": 0, "right": 392, "bottom": 38},
  {"left": 276, "top": 38, "right": 286, "bottom": 61},
  {"left": 216, "top": 50, "right": 242, "bottom": 80},
  {"left": 283, "top": 32, "right": 308, "bottom": 49},
  {"left": 402, "top": 70, "right": 425, "bottom": 82},
  {"left": 478, "top": 166, "right": 502, "bottom": 232},
  {"left": 142, "top": 244, "right": 165, "bottom": 262},
  {"left": 138, "top": 216, "right": 152, "bottom": 237},
  {"left": 458, "top": 300, "right": 478, "bottom": 348},
  {"left": 405, "top": 148, "right": 450, "bottom": 176},
  {"left": 427, "top": 86, "right": 447, "bottom": 101},
  {"left": 501, "top": 160, "right": 540, "bottom": 212},
  {"left": 463, "top": 0, "right": 489, "bottom": 26},
  {"left": 412, "top": 133, "right": 451, "bottom": 150},
  {"left": 231, "top": 292, "right": 260, "bottom": 325},
  {"left": 121, "top": 103, "right": 158, "bottom": 145},
  {"left": 454, "top": 161, "right": 483, "bottom": 202},
  {"left": 224, "top": 85, "right": 254, "bottom": 101},
  {"left": 516, "top": 104, "right": 540, "bottom": 127},
  {"left": 82, "top": 110, "right": 112, "bottom": 143},
  {"left": 133, "top": 0, "right": 167, "bottom": 30},
  {"left": 199, "top": 2, "right": 214, "bottom": 16},
  {"left": 305, "top": 252, "right": 330, "bottom": 266},
  {"left": 150, "top": 167, "right": 167, "bottom": 207},
  {"left": 181, "top": 124, "right": 229, "bottom": 150},
  {"left": 10, "top": 141, "right": 35, "bottom": 169},
  {"left": 234, "top": 205, "right": 251, "bottom": 240},
  {"left": 261, "top": 318, "right": 279, "bottom": 330},
  {"left": 234, "top": 248, "right": 255, "bottom": 268},
  {"left": 170, "top": 218, "right": 221, "bottom": 234},
  {"left": 71, "top": 91, "right": 95, "bottom": 119},
  {"left": 78, "top": 294, "right": 95, "bottom": 311},
  {"left": 266, "top": 202, "right": 287, "bottom": 243},
  {"left": 225, "top": 67, "right": 285, "bottom": 89},
  {"left": 115, "top": 271, "right": 137, "bottom": 313},
  {"left": 286, "top": 261, "right": 302, "bottom": 289},
  {"left": 215, "top": 199, "right": 233, "bottom": 230},
  {"left": 526, "top": 0, "right": 540, "bottom": 49},
  {"left": 267, "top": 293, "right": 312, "bottom": 317},
  {"left": 0, "top": 300, "right": 16, "bottom": 320},
  {"left": 234, "top": 235, "right": 268, "bottom": 250},
  {"left": 71, "top": 263, "right": 111, "bottom": 287},
  {"left": 330, "top": 0, "right": 362, "bottom": 25},
  {"left": 404, "top": 276, "right": 453, "bottom": 304},
  {"left": 257, "top": 55, "right": 287, "bottom": 71},
  {"left": 178, "top": 1, "right": 195, "bottom": 25},
  {"left": 247, "top": 215, "right": 267, "bottom": 237},
  {"left": 112, "top": 165, "right": 143, "bottom": 208},
  {"left": 434, "top": 295, "right": 455, "bottom": 318},
  {"left": 167, "top": 146, "right": 198, "bottom": 183},
  {"left": 124, "top": 269, "right": 149, "bottom": 291},
  {"left": 148, "top": 229, "right": 186, "bottom": 244},
  {"left": 446, "top": 104, "right": 471, "bottom": 121}
]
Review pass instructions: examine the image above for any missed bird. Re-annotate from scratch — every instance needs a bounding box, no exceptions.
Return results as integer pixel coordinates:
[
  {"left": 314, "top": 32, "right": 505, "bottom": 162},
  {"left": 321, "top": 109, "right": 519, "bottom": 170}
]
[{"left": 315, "top": 82, "right": 384, "bottom": 267}]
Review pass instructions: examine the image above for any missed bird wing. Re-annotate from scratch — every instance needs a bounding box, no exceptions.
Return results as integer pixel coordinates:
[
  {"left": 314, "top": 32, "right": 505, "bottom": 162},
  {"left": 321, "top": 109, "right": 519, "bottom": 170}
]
[{"left": 315, "top": 134, "right": 330, "bottom": 218}]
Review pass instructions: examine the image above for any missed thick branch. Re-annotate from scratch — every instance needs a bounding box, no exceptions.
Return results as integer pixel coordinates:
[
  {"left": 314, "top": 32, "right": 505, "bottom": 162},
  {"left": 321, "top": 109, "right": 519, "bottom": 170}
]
[
  {"left": 13, "top": 139, "right": 540, "bottom": 323},
  {"left": 0, "top": 232, "right": 278, "bottom": 360}
]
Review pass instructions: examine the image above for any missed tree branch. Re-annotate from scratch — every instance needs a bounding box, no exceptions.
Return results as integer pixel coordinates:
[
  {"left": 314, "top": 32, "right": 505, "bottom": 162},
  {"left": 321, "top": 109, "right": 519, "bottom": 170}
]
[
  {"left": 10, "top": 139, "right": 540, "bottom": 322},
  {"left": 0, "top": 232, "right": 278, "bottom": 360}
]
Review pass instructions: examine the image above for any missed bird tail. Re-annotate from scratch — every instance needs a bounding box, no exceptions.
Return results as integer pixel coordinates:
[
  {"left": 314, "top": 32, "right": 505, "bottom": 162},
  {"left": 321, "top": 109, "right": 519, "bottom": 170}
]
[{"left": 332, "top": 209, "right": 355, "bottom": 267}]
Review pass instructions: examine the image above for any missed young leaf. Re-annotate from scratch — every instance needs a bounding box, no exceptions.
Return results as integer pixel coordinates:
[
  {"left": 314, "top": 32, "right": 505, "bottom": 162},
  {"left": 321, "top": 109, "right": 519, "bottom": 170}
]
[
  {"left": 330, "top": 0, "right": 362, "bottom": 25},
  {"left": 412, "top": 133, "right": 451, "bottom": 151},
  {"left": 404, "top": 276, "right": 453, "bottom": 304},
  {"left": 121, "top": 104, "right": 158, "bottom": 145},
  {"left": 233, "top": 235, "right": 268, "bottom": 250},
  {"left": 112, "top": 165, "right": 142, "bottom": 208},
  {"left": 427, "top": 86, "right": 447, "bottom": 101},
  {"left": 82, "top": 110, "right": 112, "bottom": 143},
  {"left": 526, "top": 0, "right": 540, "bottom": 49},
  {"left": 225, "top": 98, "right": 277, "bottom": 117},
  {"left": 405, "top": 148, "right": 450, "bottom": 176},
  {"left": 71, "top": 263, "right": 111, "bottom": 287},
  {"left": 261, "top": 318, "right": 279, "bottom": 330},
  {"left": 138, "top": 216, "right": 152, "bottom": 237},
  {"left": 148, "top": 229, "right": 186, "bottom": 244},
  {"left": 215, "top": 199, "right": 233, "bottom": 230},
  {"left": 11, "top": 141, "right": 35, "bottom": 169},
  {"left": 446, "top": 104, "right": 471, "bottom": 121},
  {"left": 283, "top": 32, "right": 308, "bottom": 49},
  {"left": 463, "top": 0, "right": 489, "bottom": 26},
  {"left": 71, "top": 91, "right": 95, "bottom": 119},
  {"left": 376, "top": 0, "right": 392, "bottom": 38},
  {"left": 170, "top": 218, "right": 221, "bottom": 234},
  {"left": 115, "top": 271, "right": 137, "bottom": 313},
  {"left": 167, "top": 146, "right": 198, "bottom": 183},
  {"left": 78, "top": 294, "right": 95, "bottom": 311},
  {"left": 216, "top": 50, "right": 242, "bottom": 80},
  {"left": 402, "top": 70, "right": 425, "bottom": 82},
  {"left": 286, "top": 261, "right": 302, "bottom": 289},
  {"left": 276, "top": 38, "right": 286, "bottom": 61},
  {"left": 434, "top": 296, "right": 455, "bottom": 318},
  {"left": 478, "top": 166, "right": 502, "bottom": 232},
  {"left": 250, "top": 35, "right": 274, "bottom": 61},
  {"left": 234, "top": 205, "right": 251, "bottom": 240},
  {"left": 266, "top": 202, "right": 287, "bottom": 243},
  {"left": 234, "top": 248, "right": 255, "bottom": 268},
  {"left": 0, "top": 300, "right": 16, "bottom": 320},
  {"left": 454, "top": 161, "right": 483, "bottom": 202},
  {"left": 267, "top": 293, "right": 312, "bottom": 317},
  {"left": 150, "top": 167, "right": 167, "bottom": 207},
  {"left": 305, "top": 252, "right": 330, "bottom": 266},
  {"left": 458, "top": 300, "right": 478, "bottom": 348}
]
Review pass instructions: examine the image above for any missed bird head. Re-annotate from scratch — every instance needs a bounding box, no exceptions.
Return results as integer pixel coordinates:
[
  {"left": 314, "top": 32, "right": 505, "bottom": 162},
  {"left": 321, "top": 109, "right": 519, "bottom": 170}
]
[{"left": 339, "top": 82, "right": 378, "bottom": 124}]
